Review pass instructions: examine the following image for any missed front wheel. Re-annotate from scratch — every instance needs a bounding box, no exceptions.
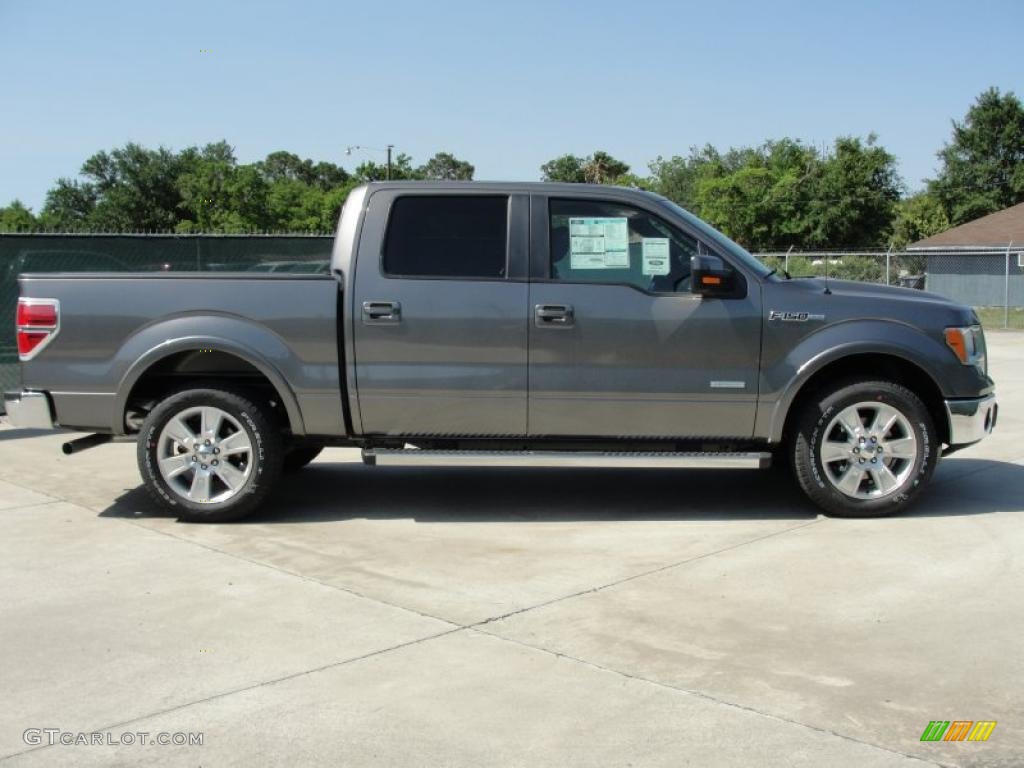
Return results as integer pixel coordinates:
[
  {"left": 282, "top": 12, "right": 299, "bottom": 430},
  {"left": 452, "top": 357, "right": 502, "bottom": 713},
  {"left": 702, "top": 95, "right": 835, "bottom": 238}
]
[
  {"left": 792, "top": 379, "right": 937, "bottom": 517},
  {"left": 137, "top": 387, "right": 284, "bottom": 522}
]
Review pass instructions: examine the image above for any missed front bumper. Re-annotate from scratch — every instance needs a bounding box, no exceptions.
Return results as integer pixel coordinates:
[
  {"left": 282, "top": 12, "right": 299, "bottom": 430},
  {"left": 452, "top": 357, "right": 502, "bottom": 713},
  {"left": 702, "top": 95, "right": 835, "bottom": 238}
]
[
  {"left": 4, "top": 390, "right": 56, "bottom": 430},
  {"left": 945, "top": 393, "right": 997, "bottom": 446}
]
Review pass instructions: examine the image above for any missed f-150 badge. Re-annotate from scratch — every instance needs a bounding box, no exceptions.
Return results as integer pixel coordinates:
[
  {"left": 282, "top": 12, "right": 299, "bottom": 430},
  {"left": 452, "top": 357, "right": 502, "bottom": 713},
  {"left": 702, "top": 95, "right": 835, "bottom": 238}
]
[{"left": 769, "top": 310, "right": 825, "bottom": 322}]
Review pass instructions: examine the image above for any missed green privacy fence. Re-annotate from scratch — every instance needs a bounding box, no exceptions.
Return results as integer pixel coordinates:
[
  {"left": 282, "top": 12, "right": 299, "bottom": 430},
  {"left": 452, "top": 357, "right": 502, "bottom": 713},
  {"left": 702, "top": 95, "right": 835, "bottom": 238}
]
[{"left": 0, "top": 233, "right": 334, "bottom": 402}]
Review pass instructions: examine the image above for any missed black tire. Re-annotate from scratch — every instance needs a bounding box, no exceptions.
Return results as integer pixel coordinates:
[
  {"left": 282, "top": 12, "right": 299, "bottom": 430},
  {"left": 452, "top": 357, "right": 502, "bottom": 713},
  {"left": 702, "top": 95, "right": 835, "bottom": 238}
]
[
  {"left": 137, "top": 387, "right": 283, "bottom": 522},
  {"left": 283, "top": 443, "right": 324, "bottom": 473},
  {"left": 792, "top": 379, "right": 937, "bottom": 517}
]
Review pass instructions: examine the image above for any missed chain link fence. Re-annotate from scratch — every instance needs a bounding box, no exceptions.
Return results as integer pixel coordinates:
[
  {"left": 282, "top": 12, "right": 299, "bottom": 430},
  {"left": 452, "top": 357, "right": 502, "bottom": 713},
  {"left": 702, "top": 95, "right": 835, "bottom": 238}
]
[
  {"left": 756, "top": 247, "right": 1024, "bottom": 331},
  {"left": 0, "top": 233, "right": 333, "bottom": 398}
]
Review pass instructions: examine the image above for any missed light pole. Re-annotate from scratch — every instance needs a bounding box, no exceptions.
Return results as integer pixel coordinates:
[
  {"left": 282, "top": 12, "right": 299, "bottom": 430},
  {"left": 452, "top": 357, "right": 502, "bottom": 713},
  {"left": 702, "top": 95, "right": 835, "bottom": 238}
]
[{"left": 345, "top": 144, "right": 394, "bottom": 180}]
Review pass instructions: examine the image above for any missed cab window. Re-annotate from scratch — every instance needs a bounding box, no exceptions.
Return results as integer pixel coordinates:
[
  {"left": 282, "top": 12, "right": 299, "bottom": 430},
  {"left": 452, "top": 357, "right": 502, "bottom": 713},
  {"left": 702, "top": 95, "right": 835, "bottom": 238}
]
[
  {"left": 384, "top": 195, "right": 508, "bottom": 279},
  {"left": 548, "top": 199, "right": 705, "bottom": 293}
]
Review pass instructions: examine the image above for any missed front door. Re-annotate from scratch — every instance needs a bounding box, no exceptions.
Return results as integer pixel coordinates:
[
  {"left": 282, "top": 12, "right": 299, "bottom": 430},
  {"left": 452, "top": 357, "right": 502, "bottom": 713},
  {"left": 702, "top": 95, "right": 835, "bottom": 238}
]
[
  {"left": 527, "top": 196, "right": 762, "bottom": 439},
  {"left": 353, "top": 191, "right": 529, "bottom": 437}
]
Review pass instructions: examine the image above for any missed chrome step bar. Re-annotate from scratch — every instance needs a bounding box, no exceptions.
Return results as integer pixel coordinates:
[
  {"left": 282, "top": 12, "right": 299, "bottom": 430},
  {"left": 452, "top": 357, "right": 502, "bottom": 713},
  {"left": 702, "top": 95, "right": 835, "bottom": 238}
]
[{"left": 362, "top": 449, "right": 771, "bottom": 470}]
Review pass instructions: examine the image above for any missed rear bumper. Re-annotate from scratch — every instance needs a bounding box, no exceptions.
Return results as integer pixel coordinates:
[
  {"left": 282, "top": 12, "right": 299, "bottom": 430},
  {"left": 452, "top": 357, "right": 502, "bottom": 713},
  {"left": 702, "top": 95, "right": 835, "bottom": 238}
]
[
  {"left": 945, "top": 393, "right": 997, "bottom": 446},
  {"left": 4, "top": 390, "right": 56, "bottom": 430}
]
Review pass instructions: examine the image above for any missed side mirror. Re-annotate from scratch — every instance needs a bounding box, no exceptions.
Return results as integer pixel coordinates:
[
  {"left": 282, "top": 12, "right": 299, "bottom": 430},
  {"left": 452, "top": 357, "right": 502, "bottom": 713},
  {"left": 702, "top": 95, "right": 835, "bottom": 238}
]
[{"left": 690, "top": 254, "right": 737, "bottom": 298}]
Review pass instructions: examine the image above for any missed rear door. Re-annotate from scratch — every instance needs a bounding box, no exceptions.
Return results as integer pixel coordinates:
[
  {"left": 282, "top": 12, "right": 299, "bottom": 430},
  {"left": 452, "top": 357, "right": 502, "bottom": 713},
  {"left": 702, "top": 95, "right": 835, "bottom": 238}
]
[
  {"left": 352, "top": 190, "right": 530, "bottom": 437},
  {"left": 527, "top": 194, "right": 762, "bottom": 439}
]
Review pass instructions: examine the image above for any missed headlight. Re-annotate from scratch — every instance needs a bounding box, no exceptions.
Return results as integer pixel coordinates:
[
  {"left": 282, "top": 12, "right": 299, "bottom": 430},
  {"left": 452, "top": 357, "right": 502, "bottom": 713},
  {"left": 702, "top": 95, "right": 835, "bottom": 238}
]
[{"left": 944, "top": 325, "right": 987, "bottom": 373}]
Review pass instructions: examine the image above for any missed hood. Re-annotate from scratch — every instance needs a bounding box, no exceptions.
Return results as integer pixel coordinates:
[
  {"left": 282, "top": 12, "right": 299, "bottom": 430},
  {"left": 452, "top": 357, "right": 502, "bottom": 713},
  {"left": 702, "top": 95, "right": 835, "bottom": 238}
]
[
  {"left": 786, "top": 277, "right": 963, "bottom": 306},
  {"left": 771, "top": 277, "right": 976, "bottom": 327},
  {"left": 802, "top": 276, "right": 949, "bottom": 300}
]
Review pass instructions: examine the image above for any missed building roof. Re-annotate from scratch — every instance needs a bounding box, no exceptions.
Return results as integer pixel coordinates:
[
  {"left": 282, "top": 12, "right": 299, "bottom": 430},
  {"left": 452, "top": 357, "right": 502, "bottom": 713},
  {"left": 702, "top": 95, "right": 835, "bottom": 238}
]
[{"left": 910, "top": 202, "right": 1024, "bottom": 249}]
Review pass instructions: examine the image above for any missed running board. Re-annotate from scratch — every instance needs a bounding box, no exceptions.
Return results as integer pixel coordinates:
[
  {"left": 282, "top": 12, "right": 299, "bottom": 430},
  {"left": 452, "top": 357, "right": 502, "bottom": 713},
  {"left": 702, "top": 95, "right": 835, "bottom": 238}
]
[{"left": 362, "top": 449, "right": 771, "bottom": 470}]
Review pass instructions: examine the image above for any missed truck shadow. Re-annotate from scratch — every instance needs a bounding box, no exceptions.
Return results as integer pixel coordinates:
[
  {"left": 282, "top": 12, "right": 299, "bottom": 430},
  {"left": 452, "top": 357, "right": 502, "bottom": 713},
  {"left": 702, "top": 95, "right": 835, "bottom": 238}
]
[{"left": 99, "top": 457, "right": 1022, "bottom": 524}]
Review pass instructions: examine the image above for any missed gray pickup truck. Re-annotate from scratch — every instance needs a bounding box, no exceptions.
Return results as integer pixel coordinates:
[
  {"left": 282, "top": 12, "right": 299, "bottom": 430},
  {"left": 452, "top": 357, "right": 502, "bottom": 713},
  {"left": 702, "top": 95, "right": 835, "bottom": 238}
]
[{"left": 5, "top": 182, "right": 997, "bottom": 521}]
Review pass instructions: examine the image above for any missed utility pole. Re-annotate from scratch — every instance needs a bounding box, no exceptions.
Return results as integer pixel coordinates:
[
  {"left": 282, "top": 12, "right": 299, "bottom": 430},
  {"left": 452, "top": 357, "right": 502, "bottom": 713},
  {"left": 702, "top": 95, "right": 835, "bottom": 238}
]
[{"left": 1006, "top": 242, "right": 1013, "bottom": 330}]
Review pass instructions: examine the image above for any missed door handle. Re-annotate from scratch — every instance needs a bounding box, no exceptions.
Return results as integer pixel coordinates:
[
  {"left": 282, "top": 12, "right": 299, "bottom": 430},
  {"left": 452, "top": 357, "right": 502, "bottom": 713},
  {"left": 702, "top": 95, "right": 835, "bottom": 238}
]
[
  {"left": 535, "top": 304, "right": 574, "bottom": 327},
  {"left": 362, "top": 300, "right": 401, "bottom": 324}
]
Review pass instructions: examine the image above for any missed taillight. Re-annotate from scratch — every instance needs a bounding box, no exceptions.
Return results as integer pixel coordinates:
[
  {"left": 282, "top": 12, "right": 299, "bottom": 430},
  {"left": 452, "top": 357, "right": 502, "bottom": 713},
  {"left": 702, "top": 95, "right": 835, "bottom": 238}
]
[{"left": 16, "top": 298, "right": 60, "bottom": 361}]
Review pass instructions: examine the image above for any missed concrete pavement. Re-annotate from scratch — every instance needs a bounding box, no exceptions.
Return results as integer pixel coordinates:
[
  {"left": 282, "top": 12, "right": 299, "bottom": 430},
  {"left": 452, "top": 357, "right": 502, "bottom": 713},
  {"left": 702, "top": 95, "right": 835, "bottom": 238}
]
[{"left": 0, "top": 333, "right": 1021, "bottom": 766}]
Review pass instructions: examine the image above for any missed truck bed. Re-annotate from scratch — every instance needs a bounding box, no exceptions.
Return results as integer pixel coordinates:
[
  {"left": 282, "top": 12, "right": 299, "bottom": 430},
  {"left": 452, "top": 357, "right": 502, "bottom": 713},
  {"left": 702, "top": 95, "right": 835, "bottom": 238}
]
[{"left": 17, "top": 273, "right": 344, "bottom": 436}]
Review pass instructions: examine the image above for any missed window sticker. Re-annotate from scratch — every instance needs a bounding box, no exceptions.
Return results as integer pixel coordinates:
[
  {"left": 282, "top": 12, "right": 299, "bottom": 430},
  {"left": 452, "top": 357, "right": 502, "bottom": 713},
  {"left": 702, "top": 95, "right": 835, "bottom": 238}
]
[
  {"left": 641, "top": 237, "right": 670, "bottom": 275},
  {"left": 569, "top": 217, "right": 629, "bottom": 269}
]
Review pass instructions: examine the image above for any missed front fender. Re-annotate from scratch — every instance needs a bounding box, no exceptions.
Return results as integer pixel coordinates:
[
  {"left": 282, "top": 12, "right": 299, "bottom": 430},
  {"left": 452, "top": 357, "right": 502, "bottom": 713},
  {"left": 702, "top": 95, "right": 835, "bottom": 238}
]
[
  {"left": 760, "top": 319, "right": 961, "bottom": 443},
  {"left": 112, "top": 314, "right": 306, "bottom": 435}
]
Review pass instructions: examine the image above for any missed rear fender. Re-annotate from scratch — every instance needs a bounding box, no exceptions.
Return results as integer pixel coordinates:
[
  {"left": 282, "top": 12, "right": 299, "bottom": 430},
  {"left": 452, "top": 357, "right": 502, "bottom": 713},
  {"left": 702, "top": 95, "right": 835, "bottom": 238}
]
[{"left": 112, "top": 315, "right": 305, "bottom": 435}]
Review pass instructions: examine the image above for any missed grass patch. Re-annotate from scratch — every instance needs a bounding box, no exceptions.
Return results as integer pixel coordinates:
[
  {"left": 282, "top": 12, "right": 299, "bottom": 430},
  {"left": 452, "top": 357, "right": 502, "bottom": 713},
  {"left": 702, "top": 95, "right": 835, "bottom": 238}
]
[{"left": 975, "top": 306, "right": 1024, "bottom": 330}]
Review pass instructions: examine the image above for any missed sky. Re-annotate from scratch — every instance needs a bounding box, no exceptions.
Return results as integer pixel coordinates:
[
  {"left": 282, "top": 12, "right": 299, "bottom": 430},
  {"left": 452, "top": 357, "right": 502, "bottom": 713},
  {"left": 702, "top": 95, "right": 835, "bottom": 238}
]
[{"left": 1, "top": 0, "right": 1022, "bottom": 211}]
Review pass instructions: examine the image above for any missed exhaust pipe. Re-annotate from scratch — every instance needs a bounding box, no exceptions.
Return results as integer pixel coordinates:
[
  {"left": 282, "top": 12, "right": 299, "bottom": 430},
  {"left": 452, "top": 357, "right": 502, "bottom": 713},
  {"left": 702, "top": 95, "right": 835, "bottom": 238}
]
[{"left": 62, "top": 433, "right": 113, "bottom": 455}]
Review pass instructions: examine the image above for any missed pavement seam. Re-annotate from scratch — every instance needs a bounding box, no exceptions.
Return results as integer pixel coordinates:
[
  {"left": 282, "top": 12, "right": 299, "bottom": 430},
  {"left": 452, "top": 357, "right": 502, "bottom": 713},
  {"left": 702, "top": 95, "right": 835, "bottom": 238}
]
[
  {"left": 0, "top": 469, "right": 947, "bottom": 765},
  {"left": 470, "top": 626, "right": 951, "bottom": 768},
  {"left": 1, "top": 468, "right": 826, "bottom": 633},
  {"left": 164, "top": 516, "right": 825, "bottom": 633},
  {"left": 0, "top": 499, "right": 64, "bottom": 512},
  {"left": 0, "top": 626, "right": 465, "bottom": 762},
  {"left": 0, "top": 474, "right": 66, "bottom": 500},
  {"left": 471, "top": 518, "right": 824, "bottom": 628},
  {"left": 1, "top": 610, "right": 950, "bottom": 767},
  {"left": 0, "top": 470, "right": 464, "bottom": 631},
  {"left": 114, "top": 514, "right": 466, "bottom": 631},
  {"left": 1, "top": 463, "right": 824, "bottom": 634}
]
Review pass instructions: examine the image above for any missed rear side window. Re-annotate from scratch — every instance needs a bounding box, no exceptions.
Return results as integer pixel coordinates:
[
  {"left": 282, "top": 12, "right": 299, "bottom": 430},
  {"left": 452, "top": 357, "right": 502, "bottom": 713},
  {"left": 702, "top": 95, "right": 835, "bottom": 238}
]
[{"left": 383, "top": 196, "right": 508, "bottom": 278}]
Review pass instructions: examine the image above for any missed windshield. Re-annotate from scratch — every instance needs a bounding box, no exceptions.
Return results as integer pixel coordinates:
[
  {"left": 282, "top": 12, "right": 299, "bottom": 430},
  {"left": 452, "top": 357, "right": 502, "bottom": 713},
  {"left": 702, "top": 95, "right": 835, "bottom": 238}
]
[{"left": 655, "top": 197, "right": 776, "bottom": 279}]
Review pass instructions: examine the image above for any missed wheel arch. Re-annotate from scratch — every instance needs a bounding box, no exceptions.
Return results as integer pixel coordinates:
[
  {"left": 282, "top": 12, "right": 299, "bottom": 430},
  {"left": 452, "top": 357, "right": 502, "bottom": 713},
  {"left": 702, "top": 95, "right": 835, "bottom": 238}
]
[
  {"left": 115, "top": 337, "right": 305, "bottom": 436},
  {"left": 774, "top": 351, "right": 950, "bottom": 447}
]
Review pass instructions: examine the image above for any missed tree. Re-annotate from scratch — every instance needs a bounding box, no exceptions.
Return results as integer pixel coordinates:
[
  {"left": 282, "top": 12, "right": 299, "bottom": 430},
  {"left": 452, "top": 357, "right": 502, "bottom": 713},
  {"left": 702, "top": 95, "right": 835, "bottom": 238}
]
[
  {"left": 33, "top": 142, "right": 484, "bottom": 232},
  {"left": 262, "top": 179, "right": 326, "bottom": 233},
  {"left": 692, "top": 139, "right": 821, "bottom": 250},
  {"left": 540, "top": 151, "right": 630, "bottom": 184},
  {"left": 177, "top": 147, "right": 271, "bottom": 233},
  {"left": 0, "top": 200, "right": 39, "bottom": 231},
  {"left": 648, "top": 146, "right": 721, "bottom": 212},
  {"left": 86, "top": 143, "right": 199, "bottom": 231},
  {"left": 611, "top": 173, "right": 654, "bottom": 191},
  {"left": 540, "top": 154, "right": 586, "bottom": 183},
  {"left": 261, "top": 176, "right": 360, "bottom": 232},
  {"left": 308, "top": 161, "right": 350, "bottom": 190},
  {"left": 686, "top": 136, "right": 900, "bottom": 250},
  {"left": 891, "top": 192, "right": 950, "bottom": 248},
  {"left": 259, "top": 151, "right": 310, "bottom": 184},
  {"left": 930, "top": 87, "right": 1024, "bottom": 225},
  {"left": 582, "top": 151, "right": 629, "bottom": 184},
  {"left": 354, "top": 153, "right": 420, "bottom": 182},
  {"left": 39, "top": 142, "right": 207, "bottom": 231},
  {"left": 257, "top": 151, "right": 349, "bottom": 190},
  {"left": 318, "top": 184, "right": 358, "bottom": 231},
  {"left": 808, "top": 135, "right": 901, "bottom": 247},
  {"left": 253, "top": 150, "right": 355, "bottom": 231},
  {"left": 39, "top": 179, "right": 99, "bottom": 230},
  {"left": 419, "top": 152, "right": 474, "bottom": 180}
]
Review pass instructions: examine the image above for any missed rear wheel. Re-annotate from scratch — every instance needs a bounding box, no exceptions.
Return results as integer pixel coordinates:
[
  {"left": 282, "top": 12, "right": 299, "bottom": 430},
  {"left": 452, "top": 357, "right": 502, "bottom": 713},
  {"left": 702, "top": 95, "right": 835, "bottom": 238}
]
[
  {"left": 792, "top": 379, "right": 936, "bottom": 517},
  {"left": 137, "top": 387, "right": 283, "bottom": 522}
]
